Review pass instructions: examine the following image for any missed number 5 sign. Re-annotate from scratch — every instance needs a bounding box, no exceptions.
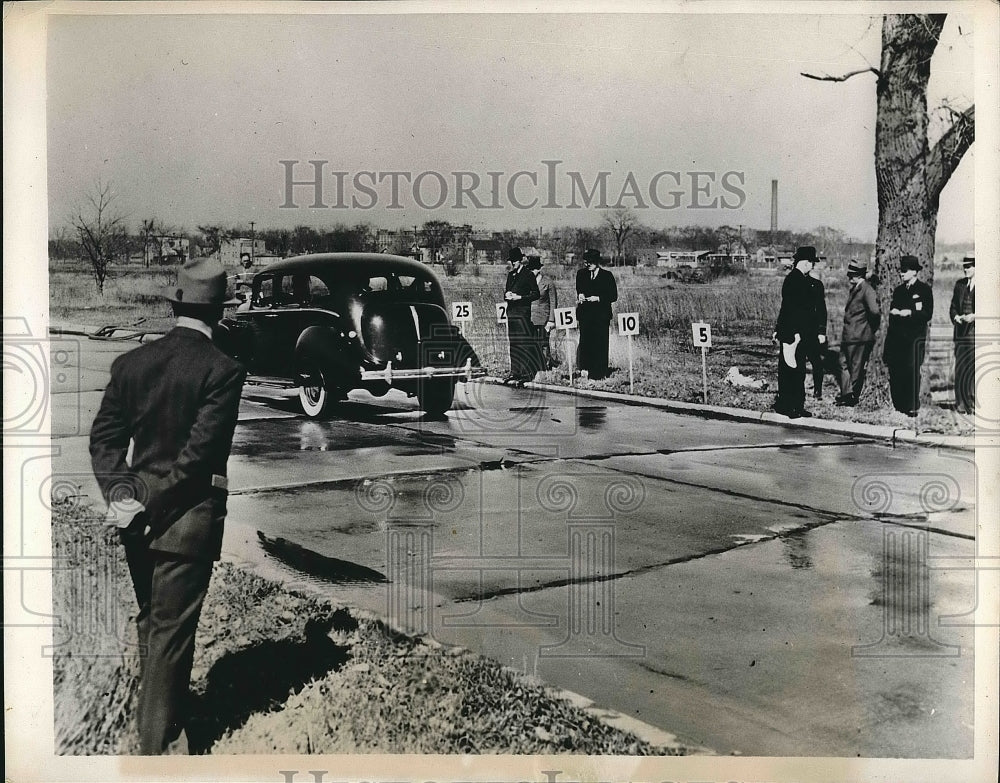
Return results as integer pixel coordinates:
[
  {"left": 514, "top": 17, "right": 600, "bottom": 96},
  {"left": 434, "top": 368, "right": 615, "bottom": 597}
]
[
  {"left": 692, "top": 321, "right": 712, "bottom": 404},
  {"left": 692, "top": 321, "right": 712, "bottom": 348}
]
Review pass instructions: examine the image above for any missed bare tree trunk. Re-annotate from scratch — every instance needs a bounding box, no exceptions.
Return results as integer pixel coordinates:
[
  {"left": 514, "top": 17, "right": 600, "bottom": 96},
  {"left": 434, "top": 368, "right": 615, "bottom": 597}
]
[{"left": 861, "top": 14, "right": 973, "bottom": 410}]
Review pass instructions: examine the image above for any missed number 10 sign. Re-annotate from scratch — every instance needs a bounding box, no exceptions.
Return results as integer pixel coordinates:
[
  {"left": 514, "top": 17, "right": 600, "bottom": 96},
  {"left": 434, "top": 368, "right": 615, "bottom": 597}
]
[{"left": 617, "top": 312, "right": 639, "bottom": 393}]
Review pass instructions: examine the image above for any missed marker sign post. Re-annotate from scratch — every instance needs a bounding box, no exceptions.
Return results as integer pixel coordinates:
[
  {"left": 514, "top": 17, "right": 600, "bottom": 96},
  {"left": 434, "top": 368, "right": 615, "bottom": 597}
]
[
  {"left": 495, "top": 302, "right": 508, "bottom": 325},
  {"left": 554, "top": 306, "right": 578, "bottom": 385},
  {"left": 692, "top": 321, "right": 712, "bottom": 404},
  {"left": 617, "top": 312, "right": 639, "bottom": 394},
  {"left": 451, "top": 301, "right": 473, "bottom": 337}
]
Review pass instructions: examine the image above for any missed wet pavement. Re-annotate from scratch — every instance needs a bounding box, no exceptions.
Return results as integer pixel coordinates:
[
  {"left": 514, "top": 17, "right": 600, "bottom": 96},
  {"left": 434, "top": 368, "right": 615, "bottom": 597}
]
[{"left": 48, "top": 336, "right": 977, "bottom": 757}]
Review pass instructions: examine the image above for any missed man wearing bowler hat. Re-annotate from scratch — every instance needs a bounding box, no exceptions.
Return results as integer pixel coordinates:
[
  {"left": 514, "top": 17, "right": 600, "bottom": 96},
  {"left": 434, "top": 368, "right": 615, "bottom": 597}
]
[
  {"left": 503, "top": 247, "right": 540, "bottom": 385},
  {"left": 773, "top": 246, "right": 817, "bottom": 418},
  {"left": 835, "top": 259, "right": 881, "bottom": 406},
  {"left": 883, "top": 254, "right": 934, "bottom": 416},
  {"left": 949, "top": 256, "right": 976, "bottom": 414},
  {"left": 90, "top": 257, "right": 245, "bottom": 753},
  {"left": 575, "top": 248, "right": 618, "bottom": 380}
]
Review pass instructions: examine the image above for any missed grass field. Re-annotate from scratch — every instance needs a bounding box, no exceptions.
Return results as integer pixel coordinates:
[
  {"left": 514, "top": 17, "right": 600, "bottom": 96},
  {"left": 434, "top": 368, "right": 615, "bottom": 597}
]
[{"left": 48, "top": 258, "right": 971, "bottom": 434}]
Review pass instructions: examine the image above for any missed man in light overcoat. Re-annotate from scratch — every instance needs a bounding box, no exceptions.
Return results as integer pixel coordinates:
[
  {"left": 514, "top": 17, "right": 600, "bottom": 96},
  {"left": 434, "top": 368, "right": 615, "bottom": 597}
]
[{"left": 835, "top": 259, "right": 881, "bottom": 406}]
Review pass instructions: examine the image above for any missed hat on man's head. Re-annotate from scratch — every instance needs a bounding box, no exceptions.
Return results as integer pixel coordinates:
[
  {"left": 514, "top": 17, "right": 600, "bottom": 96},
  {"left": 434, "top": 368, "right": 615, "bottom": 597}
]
[
  {"left": 527, "top": 256, "right": 542, "bottom": 271},
  {"left": 900, "top": 255, "right": 921, "bottom": 272},
  {"left": 962, "top": 256, "right": 976, "bottom": 268},
  {"left": 167, "top": 258, "right": 241, "bottom": 305},
  {"left": 582, "top": 248, "right": 602, "bottom": 265},
  {"left": 793, "top": 246, "right": 818, "bottom": 263},
  {"left": 507, "top": 247, "right": 524, "bottom": 263},
  {"left": 846, "top": 259, "right": 868, "bottom": 277}
]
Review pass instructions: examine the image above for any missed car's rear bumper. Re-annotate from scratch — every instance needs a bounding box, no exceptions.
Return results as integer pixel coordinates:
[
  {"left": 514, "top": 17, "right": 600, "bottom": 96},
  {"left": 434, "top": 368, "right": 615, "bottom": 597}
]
[{"left": 359, "top": 358, "right": 486, "bottom": 384}]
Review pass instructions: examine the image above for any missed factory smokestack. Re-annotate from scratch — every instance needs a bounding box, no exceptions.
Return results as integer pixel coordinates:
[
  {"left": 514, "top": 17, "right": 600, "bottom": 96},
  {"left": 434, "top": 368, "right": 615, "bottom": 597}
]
[{"left": 770, "top": 179, "right": 778, "bottom": 235}]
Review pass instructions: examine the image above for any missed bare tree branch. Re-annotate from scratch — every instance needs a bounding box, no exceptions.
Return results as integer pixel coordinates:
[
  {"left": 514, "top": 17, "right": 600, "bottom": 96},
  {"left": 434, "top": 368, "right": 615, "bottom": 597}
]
[
  {"left": 801, "top": 67, "right": 880, "bottom": 83},
  {"left": 927, "top": 103, "right": 975, "bottom": 202}
]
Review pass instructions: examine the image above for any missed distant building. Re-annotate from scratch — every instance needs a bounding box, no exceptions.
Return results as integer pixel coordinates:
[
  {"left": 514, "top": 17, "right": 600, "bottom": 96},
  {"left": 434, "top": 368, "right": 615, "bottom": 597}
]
[
  {"left": 151, "top": 235, "right": 190, "bottom": 265},
  {"left": 220, "top": 237, "right": 268, "bottom": 267},
  {"left": 641, "top": 248, "right": 712, "bottom": 268},
  {"left": 467, "top": 238, "right": 503, "bottom": 264}
]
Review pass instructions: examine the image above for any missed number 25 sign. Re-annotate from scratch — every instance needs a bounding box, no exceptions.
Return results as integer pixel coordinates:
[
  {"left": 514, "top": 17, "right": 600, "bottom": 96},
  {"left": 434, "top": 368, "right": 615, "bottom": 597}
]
[{"left": 451, "top": 301, "right": 473, "bottom": 322}]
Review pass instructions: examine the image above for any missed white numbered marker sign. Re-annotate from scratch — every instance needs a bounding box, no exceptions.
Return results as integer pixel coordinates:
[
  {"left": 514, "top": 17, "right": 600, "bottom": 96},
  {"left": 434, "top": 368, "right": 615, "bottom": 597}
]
[
  {"left": 495, "top": 303, "right": 508, "bottom": 324},
  {"left": 617, "top": 312, "right": 640, "bottom": 336},
  {"left": 451, "top": 301, "right": 473, "bottom": 322},
  {"left": 555, "top": 306, "right": 578, "bottom": 330},
  {"left": 692, "top": 321, "right": 712, "bottom": 348}
]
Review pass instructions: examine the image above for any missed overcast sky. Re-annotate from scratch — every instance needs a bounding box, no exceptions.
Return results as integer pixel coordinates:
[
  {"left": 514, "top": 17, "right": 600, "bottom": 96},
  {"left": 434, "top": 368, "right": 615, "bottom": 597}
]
[{"left": 46, "top": 11, "right": 975, "bottom": 242}]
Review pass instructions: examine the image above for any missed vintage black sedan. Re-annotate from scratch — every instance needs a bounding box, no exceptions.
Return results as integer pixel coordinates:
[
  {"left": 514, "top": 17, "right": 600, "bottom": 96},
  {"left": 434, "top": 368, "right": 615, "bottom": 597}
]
[{"left": 221, "top": 253, "right": 483, "bottom": 417}]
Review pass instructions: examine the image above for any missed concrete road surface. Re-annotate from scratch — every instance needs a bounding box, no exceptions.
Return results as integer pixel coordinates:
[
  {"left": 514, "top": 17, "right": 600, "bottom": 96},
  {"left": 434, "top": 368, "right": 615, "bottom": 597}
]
[{"left": 46, "top": 335, "right": 977, "bottom": 757}]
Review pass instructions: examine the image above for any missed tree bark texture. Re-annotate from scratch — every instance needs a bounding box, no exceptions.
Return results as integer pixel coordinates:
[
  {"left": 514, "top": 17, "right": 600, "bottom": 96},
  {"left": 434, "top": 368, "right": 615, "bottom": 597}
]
[{"left": 862, "top": 14, "right": 974, "bottom": 410}]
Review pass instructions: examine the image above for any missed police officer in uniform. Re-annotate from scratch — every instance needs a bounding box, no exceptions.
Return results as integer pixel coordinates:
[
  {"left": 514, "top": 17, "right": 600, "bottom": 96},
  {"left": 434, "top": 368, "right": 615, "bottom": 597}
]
[
  {"left": 883, "top": 254, "right": 934, "bottom": 416},
  {"left": 949, "top": 256, "right": 976, "bottom": 414}
]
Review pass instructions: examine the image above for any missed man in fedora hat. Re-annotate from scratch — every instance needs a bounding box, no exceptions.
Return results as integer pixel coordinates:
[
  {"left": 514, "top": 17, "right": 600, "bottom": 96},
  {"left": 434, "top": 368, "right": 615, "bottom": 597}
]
[
  {"left": 575, "top": 248, "right": 618, "bottom": 380},
  {"left": 949, "top": 255, "right": 976, "bottom": 414},
  {"left": 834, "top": 259, "right": 881, "bottom": 406},
  {"left": 503, "top": 247, "right": 540, "bottom": 385},
  {"left": 90, "top": 257, "right": 245, "bottom": 753},
  {"left": 883, "top": 254, "right": 934, "bottom": 416},
  {"left": 773, "top": 246, "right": 817, "bottom": 417}
]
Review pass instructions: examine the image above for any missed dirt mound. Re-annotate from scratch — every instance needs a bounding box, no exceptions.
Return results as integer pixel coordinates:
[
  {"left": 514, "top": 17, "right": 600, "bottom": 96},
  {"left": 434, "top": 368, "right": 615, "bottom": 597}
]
[{"left": 52, "top": 500, "right": 690, "bottom": 755}]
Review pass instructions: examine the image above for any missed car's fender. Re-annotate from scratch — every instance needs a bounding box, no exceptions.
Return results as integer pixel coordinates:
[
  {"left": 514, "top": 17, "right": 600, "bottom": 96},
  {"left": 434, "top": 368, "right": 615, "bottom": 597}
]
[{"left": 294, "top": 324, "right": 362, "bottom": 384}]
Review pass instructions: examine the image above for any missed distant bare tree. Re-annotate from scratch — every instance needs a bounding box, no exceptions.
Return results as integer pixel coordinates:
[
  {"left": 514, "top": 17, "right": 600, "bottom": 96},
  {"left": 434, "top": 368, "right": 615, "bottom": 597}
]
[
  {"left": 71, "top": 181, "right": 127, "bottom": 294},
  {"left": 602, "top": 207, "right": 638, "bottom": 265}
]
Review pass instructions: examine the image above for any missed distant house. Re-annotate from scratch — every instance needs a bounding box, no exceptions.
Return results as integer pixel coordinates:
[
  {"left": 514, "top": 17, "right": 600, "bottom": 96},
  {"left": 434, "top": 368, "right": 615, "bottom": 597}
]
[
  {"left": 150, "top": 235, "right": 190, "bottom": 265},
  {"left": 706, "top": 246, "right": 751, "bottom": 268},
  {"left": 467, "top": 238, "right": 503, "bottom": 264},
  {"left": 754, "top": 247, "right": 795, "bottom": 269},
  {"left": 220, "top": 238, "right": 268, "bottom": 267},
  {"left": 647, "top": 249, "right": 712, "bottom": 268}
]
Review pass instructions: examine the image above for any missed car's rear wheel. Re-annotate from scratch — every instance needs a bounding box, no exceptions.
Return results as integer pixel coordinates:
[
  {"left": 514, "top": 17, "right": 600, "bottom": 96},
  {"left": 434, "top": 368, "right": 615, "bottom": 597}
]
[
  {"left": 298, "top": 367, "right": 335, "bottom": 418},
  {"left": 417, "top": 377, "right": 455, "bottom": 417}
]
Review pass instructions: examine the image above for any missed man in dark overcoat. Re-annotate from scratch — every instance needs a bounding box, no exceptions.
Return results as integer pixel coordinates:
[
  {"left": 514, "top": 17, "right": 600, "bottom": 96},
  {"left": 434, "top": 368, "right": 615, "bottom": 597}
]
[
  {"left": 883, "top": 254, "right": 934, "bottom": 416},
  {"left": 575, "top": 248, "right": 618, "bottom": 380},
  {"left": 805, "top": 259, "right": 829, "bottom": 399},
  {"left": 949, "top": 256, "right": 976, "bottom": 414},
  {"left": 835, "top": 259, "right": 881, "bottom": 406},
  {"left": 90, "top": 258, "right": 245, "bottom": 753},
  {"left": 503, "top": 247, "right": 540, "bottom": 384},
  {"left": 773, "top": 246, "right": 817, "bottom": 417}
]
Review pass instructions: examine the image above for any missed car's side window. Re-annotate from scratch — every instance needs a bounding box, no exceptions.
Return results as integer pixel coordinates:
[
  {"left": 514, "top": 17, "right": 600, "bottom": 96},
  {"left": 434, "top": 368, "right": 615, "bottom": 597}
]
[
  {"left": 253, "top": 276, "right": 275, "bottom": 308},
  {"left": 306, "top": 276, "right": 330, "bottom": 307}
]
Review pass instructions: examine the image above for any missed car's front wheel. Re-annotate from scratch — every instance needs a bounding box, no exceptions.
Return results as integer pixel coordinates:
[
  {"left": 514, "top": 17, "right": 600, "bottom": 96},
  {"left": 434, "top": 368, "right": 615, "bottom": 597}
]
[
  {"left": 298, "top": 367, "right": 336, "bottom": 418},
  {"left": 417, "top": 377, "right": 455, "bottom": 417}
]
